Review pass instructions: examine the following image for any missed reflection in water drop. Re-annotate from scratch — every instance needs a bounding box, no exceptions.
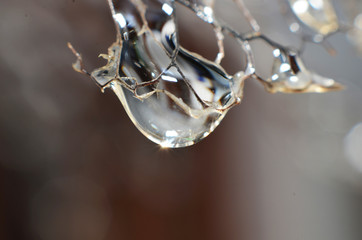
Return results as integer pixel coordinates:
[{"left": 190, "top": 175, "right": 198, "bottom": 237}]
[
  {"left": 346, "top": 2, "right": 362, "bottom": 54},
  {"left": 345, "top": 123, "right": 362, "bottom": 173},
  {"left": 262, "top": 47, "right": 341, "bottom": 93},
  {"left": 69, "top": 0, "right": 343, "bottom": 148},
  {"left": 73, "top": 0, "right": 253, "bottom": 148},
  {"left": 288, "top": 0, "right": 339, "bottom": 36}
]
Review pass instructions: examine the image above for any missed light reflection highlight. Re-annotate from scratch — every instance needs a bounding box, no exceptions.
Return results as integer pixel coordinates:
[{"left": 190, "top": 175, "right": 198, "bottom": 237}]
[
  {"left": 292, "top": 0, "right": 309, "bottom": 14},
  {"left": 345, "top": 123, "right": 362, "bottom": 173}
]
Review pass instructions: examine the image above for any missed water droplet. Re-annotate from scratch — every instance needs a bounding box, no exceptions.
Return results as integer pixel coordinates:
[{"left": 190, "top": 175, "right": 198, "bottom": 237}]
[
  {"left": 288, "top": 0, "right": 339, "bottom": 36},
  {"left": 89, "top": 0, "right": 251, "bottom": 148},
  {"left": 265, "top": 49, "right": 342, "bottom": 93},
  {"left": 289, "top": 22, "right": 301, "bottom": 32}
]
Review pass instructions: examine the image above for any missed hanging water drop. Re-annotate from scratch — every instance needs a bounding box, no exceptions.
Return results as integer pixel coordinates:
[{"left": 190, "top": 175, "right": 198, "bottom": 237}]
[
  {"left": 71, "top": 0, "right": 252, "bottom": 148},
  {"left": 264, "top": 48, "right": 342, "bottom": 93},
  {"left": 288, "top": 0, "right": 339, "bottom": 36}
]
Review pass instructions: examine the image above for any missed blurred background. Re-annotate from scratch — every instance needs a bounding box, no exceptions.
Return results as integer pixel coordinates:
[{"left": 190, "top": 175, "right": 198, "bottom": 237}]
[{"left": 1, "top": 0, "right": 362, "bottom": 240}]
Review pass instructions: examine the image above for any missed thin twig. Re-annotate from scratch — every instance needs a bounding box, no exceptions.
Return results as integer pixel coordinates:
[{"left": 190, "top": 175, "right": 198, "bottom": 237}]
[{"left": 233, "top": 0, "right": 261, "bottom": 32}]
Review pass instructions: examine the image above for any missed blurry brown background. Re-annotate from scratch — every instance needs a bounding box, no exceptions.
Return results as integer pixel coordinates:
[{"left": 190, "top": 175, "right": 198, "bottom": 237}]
[{"left": 1, "top": 0, "right": 362, "bottom": 240}]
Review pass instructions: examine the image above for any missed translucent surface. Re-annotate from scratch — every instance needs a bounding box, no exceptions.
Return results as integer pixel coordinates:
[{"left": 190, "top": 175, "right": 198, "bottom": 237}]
[
  {"left": 346, "top": 1, "right": 362, "bottom": 54},
  {"left": 88, "top": 0, "right": 252, "bottom": 148},
  {"left": 288, "top": 0, "right": 339, "bottom": 36},
  {"left": 265, "top": 48, "right": 342, "bottom": 93},
  {"left": 69, "top": 0, "right": 343, "bottom": 148}
]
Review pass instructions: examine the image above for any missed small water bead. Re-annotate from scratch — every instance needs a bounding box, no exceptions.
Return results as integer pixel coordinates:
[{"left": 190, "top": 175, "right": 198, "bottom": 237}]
[
  {"left": 264, "top": 48, "right": 342, "bottom": 93},
  {"left": 288, "top": 0, "right": 339, "bottom": 36}
]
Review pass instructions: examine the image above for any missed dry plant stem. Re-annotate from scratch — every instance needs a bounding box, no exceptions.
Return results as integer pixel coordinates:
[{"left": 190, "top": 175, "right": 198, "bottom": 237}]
[
  {"left": 106, "top": 0, "right": 121, "bottom": 38},
  {"left": 214, "top": 26, "right": 225, "bottom": 64},
  {"left": 68, "top": 42, "right": 139, "bottom": 94},
  {"left": 233, "top": 0, "right": 261, "bottom": 32},
  {"left": 67, "top": 42, "right": 103, "bottom": 89}
]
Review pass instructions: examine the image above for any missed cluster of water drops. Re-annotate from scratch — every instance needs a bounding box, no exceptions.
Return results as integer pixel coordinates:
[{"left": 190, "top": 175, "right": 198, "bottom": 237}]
[{"left": 69, "top": 0, "right": 351, "bottom": 148}]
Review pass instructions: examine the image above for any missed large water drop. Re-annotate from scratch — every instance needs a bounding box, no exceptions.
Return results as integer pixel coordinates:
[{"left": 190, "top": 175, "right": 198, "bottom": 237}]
[{"left": 90, "top": 0, "right": 251, "bottom": 148}]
